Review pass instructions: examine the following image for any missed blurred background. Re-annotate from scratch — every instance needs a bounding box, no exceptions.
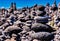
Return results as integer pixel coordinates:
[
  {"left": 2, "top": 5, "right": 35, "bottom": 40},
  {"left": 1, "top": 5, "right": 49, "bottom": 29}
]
[{"left": 0, "top": 0, "right": 60, "bottom": 9}]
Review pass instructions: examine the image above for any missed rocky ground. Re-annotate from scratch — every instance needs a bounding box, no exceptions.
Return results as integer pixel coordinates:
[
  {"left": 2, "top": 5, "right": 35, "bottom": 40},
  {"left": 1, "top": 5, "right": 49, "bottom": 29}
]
[{"left": 0, "top": 2, "right": 60, "bottom": 41}]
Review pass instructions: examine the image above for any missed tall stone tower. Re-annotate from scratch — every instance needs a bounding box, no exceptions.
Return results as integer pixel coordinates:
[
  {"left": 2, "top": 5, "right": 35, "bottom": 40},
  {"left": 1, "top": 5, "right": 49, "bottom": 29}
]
[
  {"left": 10, "top": 2, "right": 13, "bottom": 9},
  {"left": 52, "top": 0, "right": 57, "bottom": 11},
  {"left": 54, "top": 0, "right": 57, "bottom": 6},
  {"left": 9, "top": 2, "right": 13, "bottom": 13},
  {"left": 13, "top": 2, "right": 17, "bottom": 10},
  {"left": 52, "top": 0, "right": 57, "bottom": 7},
  {"left": 10, "top": 2, "right": 17, "bottom": 11}
]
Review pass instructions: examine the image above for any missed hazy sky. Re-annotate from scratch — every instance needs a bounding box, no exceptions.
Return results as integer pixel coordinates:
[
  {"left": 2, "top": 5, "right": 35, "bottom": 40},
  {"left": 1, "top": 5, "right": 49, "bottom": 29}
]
[{"left": 0, "top": 0, "right": 60, "bottom": 8}]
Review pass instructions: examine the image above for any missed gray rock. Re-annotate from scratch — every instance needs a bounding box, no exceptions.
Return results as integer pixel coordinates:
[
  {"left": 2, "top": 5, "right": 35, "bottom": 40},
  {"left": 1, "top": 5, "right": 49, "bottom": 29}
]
[
  {"left": 34, "top": 16, "right": 48, "bottom": 24},
  {"left": 29, "top": 32, "right": 54, "bottom": 41},
  {"left": 31, "top": 23, "right": 54, "bottom": 32}
]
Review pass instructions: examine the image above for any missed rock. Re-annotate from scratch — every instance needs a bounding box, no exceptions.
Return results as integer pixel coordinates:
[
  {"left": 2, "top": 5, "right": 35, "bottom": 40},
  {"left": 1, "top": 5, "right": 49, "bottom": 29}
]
[
  {"left": 31, "top": 23, "right": 54, "bottom": 32},
  {"left": 34, "top": 16, "right": 48, "bottom": 24},
  {"left": 4, "top": 25, "right": 22, "bottom": 33},
  {"left": 29, "top": 32, "right": 54, "bottom": 41}
]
